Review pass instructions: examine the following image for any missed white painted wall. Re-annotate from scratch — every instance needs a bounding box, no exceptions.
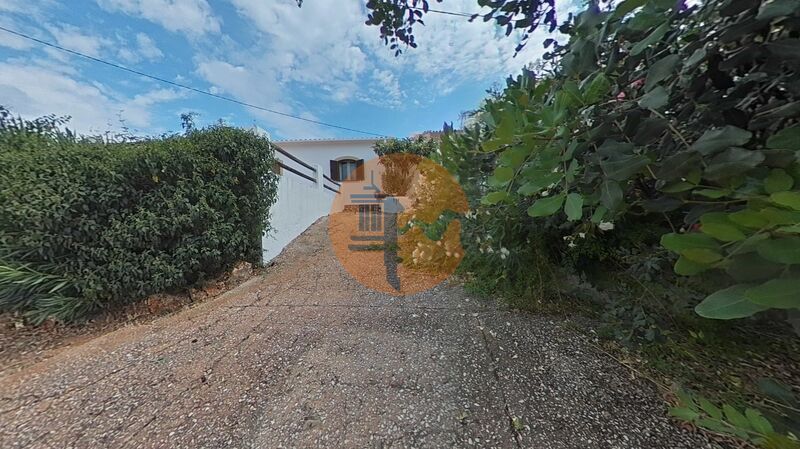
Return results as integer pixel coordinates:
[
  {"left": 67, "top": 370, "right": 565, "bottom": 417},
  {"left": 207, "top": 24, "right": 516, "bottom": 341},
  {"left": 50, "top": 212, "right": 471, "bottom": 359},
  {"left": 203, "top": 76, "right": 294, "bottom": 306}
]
[
  {"left": 262, "top": 139, "right": 382, "bottom": 263},
  {"left": 275, "top": 139, "right": 379, "bottom": 178},
  {"left": 262, "top": 164, "right": 335, "bottom": 262}
]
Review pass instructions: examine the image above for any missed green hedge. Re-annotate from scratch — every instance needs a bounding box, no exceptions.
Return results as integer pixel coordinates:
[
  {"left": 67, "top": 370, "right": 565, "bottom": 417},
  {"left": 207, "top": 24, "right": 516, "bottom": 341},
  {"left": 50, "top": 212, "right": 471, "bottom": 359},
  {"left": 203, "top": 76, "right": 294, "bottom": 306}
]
[{"left": 0, "top": 117, "right": 278, "bottom": 322}]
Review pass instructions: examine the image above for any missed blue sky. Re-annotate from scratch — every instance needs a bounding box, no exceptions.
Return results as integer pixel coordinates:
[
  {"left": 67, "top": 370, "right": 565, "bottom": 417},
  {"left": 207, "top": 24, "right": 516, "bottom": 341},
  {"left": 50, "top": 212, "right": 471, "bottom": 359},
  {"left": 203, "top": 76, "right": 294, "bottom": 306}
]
[{"left": 0, "top": 0, "right": 572, "bottom": 139}]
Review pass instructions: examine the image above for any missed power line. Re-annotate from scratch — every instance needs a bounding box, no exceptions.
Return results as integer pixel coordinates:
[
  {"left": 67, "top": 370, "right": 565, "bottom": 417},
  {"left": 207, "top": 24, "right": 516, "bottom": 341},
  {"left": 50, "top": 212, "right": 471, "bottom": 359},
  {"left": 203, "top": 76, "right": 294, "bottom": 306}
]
[
  {"left": 425, "top": 8, "right": 476, "bottom": 18},
  {"left": 0, "top": 25, "right": 389, "bottom": 137}
]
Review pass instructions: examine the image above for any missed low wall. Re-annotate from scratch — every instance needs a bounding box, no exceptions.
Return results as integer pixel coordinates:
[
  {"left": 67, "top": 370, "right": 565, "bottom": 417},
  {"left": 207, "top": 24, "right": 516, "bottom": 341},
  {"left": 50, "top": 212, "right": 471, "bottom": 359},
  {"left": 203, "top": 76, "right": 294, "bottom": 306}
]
[{"left": 262, "top": 163, "right": 336, "bottom": 263}]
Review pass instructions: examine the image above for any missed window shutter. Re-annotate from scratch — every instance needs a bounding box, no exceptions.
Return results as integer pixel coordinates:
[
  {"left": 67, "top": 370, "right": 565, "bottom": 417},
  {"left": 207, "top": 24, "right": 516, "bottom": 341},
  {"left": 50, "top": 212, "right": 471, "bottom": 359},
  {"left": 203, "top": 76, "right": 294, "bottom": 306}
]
[
  {"left": 330, "top": 160, "right": 339, "bottom": 181},
  {"left": 356, "top": 159, "right": 365, "bottom": 181}
]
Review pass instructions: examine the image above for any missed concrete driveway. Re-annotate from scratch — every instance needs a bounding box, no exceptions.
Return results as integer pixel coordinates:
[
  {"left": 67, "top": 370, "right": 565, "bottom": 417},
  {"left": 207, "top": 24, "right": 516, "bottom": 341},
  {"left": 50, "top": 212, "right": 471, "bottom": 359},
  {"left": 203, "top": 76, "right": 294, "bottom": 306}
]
[{"left": 0, "top": 219, "right": 715, "bottom": 448}]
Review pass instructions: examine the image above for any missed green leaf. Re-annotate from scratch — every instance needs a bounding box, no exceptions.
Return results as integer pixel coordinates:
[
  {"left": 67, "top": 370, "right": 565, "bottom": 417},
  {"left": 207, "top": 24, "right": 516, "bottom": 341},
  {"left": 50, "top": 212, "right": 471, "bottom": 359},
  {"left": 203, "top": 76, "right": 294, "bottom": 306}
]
[
  {"left": 698, "top": 398, "right": 723, "bottom": 420},
  {"left": 491, "top": 166, "right": 515, "bottom": 184},
  {"left": 674, "top": 256, "right": 710, "bottom": 276},
  {"left": 683, "top": 248, "right": 723, "bottom": 264},
  {"left": 613, "top": 0, "right": 647, "bottom": 18},
  {"left": 661, "top": 232, "right": 721, "bottom": 252},
  {"left": 517, "top": 172, "right": 561, "bottom": 196},
  {"left": 704, "top": 147, "right": 765, "bottom": 181},
  {"left": 726, "top": 252, "right": 783, "bottom": 282},
  {"left": 757, "top": 0, "right": 800, "bottom": 21},
  {"left": 583, "top": 73, "right": 611, "bottom": 104},
  {"left": 527, "top": 194, "right": 565, "bottom": 218},
  {"left": 481, "top": 191, "right": 510, "bottom": 205},
  {"left": 757, "top": 378, "right": 797, "bottom": 404},
  {"left": 695, "top": 417, "right": 729, "bottom": 434},
  {"left": 669, "top": 407, "right": 700, "bottom": 422},
  {"left": 601, "top": 154, "right": 650, "bottom": 181},
  {"left": 745, "top": 279, "right": 800, "bottom": 309},
  {"left": 695, "top": 285, "right": 768, "bottom": 320},
  {"left": 765, "top": 169, "right": 795, "bottom": 193},
  {"left": 729, "top": 209, "right": 770, "bottom": 229},
  {"left": 744, "top": 408, "right": 773, "bottom": 435},
  {"left": 498, "top": 146, "right": 529, "bottom": 168},
  {"left": 701, "top": 223, "right": 746, "bottom": 242},
  {"left": 757, "top": 237, "right": 800, "bottom": 264},
  {"left": 661, "top": 181, "right": 695, "bottom": 193},
  {"left": 656, "top": 151, "right": 701, "bottom": 181},
  {"left": 600, "top": 179, "right": 623, "bottom": 210},
  {"left": 638, "top": 86, "right": 669, "bottom": 110},
  {"left": 564, "top": 193, "right": 584, "bottom": 221},
  {"left": 694, "top": 189, "right": 729, "bottom": 199},
  {"left": 767, "top": 125, "right": 800, "bottom": 150},
  {"left": 770, "top": 191, "right": 800, "bottom": 210},
  {"left": 590, "top": 205, "right": 608, "bottom": 224},
  {"left": 630, "top": 22, "right": 669, "bottom": 56},
  {"left": 684, "top": 48, "right": 706, "bottom": 69},
  {"left": 761, "top": 207, "right": 800, "bottom": 225},
  {"left": 644, "top": 54, "right": 680, "bottom": 92},
  {"left": 722, "top": 404, "right": 751, "bottom": 431},
  {"left": 689, "top": 126, "right": 752, "bottom": 156},
  {"left": 778, "top": 224, "right": 800, "bottom": 234}
]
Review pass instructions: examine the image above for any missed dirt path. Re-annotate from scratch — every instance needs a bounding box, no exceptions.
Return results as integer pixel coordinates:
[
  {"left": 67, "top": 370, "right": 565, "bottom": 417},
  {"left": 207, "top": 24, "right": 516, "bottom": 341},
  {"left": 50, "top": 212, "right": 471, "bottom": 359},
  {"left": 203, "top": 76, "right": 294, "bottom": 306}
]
[{"left": 0, "top": 218, "right": 715, "bottom": 449}]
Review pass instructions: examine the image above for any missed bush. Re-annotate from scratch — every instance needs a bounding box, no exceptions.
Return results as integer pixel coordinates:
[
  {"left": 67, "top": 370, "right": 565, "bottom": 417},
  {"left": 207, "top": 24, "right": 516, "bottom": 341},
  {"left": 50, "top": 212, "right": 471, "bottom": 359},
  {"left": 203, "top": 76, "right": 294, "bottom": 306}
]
[
  {"left": 445, "top": 0, "right": 800, "bottom": 328},
  {"left": 0, "top": 112, "right": 278, "bottom": 322}
]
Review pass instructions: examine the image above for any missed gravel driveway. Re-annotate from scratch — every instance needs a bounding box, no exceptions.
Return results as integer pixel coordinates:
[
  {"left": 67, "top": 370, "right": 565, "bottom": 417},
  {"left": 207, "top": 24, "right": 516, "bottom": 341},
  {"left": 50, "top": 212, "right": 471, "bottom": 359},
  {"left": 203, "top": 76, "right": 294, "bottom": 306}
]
[{"left": 0, "top": 218, "right": 716, "bottom": 449}]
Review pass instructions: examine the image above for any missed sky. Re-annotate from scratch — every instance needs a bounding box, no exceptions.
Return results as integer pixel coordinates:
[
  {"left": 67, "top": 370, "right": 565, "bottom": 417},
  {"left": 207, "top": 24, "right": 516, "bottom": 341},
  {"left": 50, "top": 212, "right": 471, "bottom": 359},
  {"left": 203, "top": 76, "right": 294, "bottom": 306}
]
[{"left": 0, "top": 0, "right": 575, "bottom": 140}]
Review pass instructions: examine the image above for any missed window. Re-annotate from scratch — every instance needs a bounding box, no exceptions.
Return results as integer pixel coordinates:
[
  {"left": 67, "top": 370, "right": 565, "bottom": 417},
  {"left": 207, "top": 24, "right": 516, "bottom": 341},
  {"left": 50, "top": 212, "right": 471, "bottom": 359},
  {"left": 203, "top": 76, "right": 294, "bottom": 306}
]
[
  {"left": 339, "top": 160, "right": 358, "bottom": 181},
  {"left": 330, "top": 158, "right": 364, "bottom": 182}
]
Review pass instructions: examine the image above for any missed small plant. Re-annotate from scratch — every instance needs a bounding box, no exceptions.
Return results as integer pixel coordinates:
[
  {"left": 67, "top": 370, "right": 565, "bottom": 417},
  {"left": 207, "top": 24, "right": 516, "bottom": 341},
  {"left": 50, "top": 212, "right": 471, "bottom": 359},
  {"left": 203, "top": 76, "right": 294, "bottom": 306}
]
[{"left": 670, "top": 387, "right": 799, "bottom": 449}]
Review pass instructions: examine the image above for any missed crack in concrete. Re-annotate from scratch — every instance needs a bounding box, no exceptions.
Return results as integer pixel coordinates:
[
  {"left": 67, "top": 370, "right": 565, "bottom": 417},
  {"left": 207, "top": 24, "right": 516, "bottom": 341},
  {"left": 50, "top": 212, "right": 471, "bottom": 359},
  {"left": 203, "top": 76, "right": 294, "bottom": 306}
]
[{"left": 474, "top": 315, "right": 523, "bottom": 449}]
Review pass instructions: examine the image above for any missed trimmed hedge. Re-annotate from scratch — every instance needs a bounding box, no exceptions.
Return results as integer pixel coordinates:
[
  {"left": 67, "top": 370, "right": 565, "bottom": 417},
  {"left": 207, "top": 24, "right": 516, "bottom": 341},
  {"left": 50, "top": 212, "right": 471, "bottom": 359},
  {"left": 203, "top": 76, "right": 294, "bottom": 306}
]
[{"left": 0, "top": 118, "right": 278, "bottom": 322}]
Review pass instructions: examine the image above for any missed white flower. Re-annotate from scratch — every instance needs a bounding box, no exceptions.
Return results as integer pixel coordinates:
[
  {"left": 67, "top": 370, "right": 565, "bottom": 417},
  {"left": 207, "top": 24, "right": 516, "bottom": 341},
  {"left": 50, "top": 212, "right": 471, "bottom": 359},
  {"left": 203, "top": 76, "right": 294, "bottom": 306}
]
[
  {"left": 578, "top": 232, "right": 586, "bottom": 239},
  {"left": 476, "top": 236, "right": 481, "bottom": 243},
  {"left": 487, "top": 247, "right": 495, "bottom": 254},
  {"left": 568, "top": 242, "right": 577, "bottom": 248},
  {"left": 598, "top": 221, "right": 615, "bottom": 231},
  {"left": 500, "top": 247, "right": 510, "bottom": 256},
  {"left": 500, "top": 253, "right": 507, "bottom": 260}
]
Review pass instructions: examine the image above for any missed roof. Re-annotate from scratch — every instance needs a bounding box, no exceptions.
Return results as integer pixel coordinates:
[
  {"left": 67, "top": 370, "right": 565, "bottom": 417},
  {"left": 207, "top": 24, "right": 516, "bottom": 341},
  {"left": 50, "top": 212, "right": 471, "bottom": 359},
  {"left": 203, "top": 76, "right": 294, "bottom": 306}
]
[{"left": 273, "top": 137, "right": 388, "bottom": 144}]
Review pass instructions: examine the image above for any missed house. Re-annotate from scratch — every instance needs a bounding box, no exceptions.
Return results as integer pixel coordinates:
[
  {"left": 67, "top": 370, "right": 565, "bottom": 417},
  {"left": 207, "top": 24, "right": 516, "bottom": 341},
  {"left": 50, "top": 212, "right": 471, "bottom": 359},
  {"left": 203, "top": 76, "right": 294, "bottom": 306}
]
[{"left": 273, "top": 137, "right": 381, "bottom": 183}]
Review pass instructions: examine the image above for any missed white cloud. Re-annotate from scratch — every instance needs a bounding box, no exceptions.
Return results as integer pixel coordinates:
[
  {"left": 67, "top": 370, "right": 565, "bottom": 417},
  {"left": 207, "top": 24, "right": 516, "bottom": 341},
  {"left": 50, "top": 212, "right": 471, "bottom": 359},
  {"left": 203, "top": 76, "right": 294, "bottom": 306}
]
[
  {"left": 46, "top": 24, "right": 111, "bottom": 57},
  {"left": 135, "top": 33, "right": 163, "bottom": 59},
  {"left": 227, "top": 1, "right": 372, "bottom": 97},
  {"left": 0, "top": 16, "right": 33, "bottom": 50},
  {"left": 0, "top": 62, "right": 182, "bottom": 134},
  {"left": 195, "top": 59, "right": 327, "bottom": 138},
  {"left": 0, "top": 33, "right": 33, "bottom": 50},
  {"left": 369, "top": 69, "right": 403, "bottom": 106},
  {"left": 0, "top": 0, "right": 29, "bottom": 12},
  {"left": 117, "top": 32, "right": 164, "bottom": 63},
  {"left": 96, "top": 0, "right": 221, "bottom": 35},
  {"left": 213, "top": 0, "right": 569, "bottom": 116},
  {"left": 183, "top": 0, "right": 574, "bottom": 137}
]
